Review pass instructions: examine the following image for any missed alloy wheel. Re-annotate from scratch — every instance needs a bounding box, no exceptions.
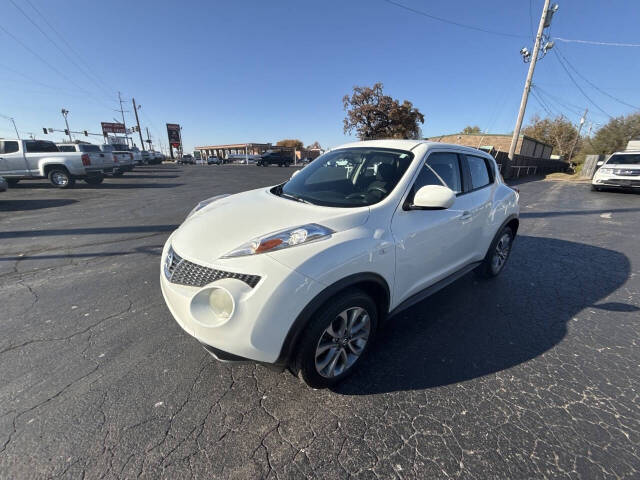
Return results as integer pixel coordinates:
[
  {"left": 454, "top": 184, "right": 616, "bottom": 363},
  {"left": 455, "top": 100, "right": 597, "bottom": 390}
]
[
  {"left": 314, "top": 306, "right": 370, "bottom": 378},
  {"left": 51, "top": 172, "right": 68, "bottom": 186},
  {"left": 491, "top": 232, "right": 512, "bottom": 274}
]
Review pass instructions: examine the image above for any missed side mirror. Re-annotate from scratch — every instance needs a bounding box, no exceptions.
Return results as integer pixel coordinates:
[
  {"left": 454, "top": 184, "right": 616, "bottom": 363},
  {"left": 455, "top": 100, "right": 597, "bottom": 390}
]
[
  {"left": 411, "top": 185, "right": 455, "bottom": 210},
  {"left": 291, "top": 169, "right": 300, "bottom": 179},
  {"left": 596, "top": 161, "right": 604, "bottom": 167}
]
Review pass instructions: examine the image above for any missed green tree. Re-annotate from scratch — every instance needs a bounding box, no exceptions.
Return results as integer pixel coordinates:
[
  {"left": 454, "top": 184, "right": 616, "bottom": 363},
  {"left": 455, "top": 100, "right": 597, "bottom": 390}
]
[
  {"left": 588, "top": 112, "right": 640, "bottom": 154},
  {"left": 343, "top": 83, "right": 424, "bottom": 140},
  {"left": 522, "top": 114, "right": 580, "bottom": 159},
  {"left": 306, "top": 141, "right": 322, "bottom": 150},
  {"left": 276, "top": 139, "right": 304, "bottom": 149},
  {"left": 461, "top": 125, "right": 481, "bottom": 134}
]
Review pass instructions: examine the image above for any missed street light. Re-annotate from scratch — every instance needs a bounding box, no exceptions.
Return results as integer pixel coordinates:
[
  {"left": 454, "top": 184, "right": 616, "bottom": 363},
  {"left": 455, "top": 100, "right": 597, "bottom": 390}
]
[{"left": 61, "top": 108, "right": 72, "bottom": 142}]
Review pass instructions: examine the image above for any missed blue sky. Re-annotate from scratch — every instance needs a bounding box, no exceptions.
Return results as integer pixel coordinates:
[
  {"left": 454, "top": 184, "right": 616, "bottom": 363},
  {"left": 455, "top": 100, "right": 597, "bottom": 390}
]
[{"left": 1, "top": 0, "right": 638, "bottom": 152}]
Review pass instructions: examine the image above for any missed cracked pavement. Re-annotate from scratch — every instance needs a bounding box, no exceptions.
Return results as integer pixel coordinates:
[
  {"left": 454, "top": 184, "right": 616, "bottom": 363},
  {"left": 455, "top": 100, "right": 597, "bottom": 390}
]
[{"left": 1, "top": 166, "right": 639, "bottom": 479}]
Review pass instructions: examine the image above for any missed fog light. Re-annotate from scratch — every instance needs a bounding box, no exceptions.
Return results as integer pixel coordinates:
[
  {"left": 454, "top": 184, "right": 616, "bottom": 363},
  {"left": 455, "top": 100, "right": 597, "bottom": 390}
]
[{"left": 208, "top": 288, "right": 234, "bottom": 319}]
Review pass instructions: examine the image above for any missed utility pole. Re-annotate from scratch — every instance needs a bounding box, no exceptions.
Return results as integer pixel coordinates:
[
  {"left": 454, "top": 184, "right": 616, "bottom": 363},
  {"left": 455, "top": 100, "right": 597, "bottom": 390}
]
[
  {"left": 117, "top": 91, "right": 131, "bottom": 147},
  {"left": 61, "top": 108, "right": 72, "bottom": 142},
  {"left": 508, "top": 0, "right": 558, "bottom": 161},
  {"left": 567, "top": 107, "right": 587, "bottom": 164},
  {"left": 146, "top": 127, "right": 152, "bottom": 150},
  {"left": 132, "top": 98, "right": 145, "bottom": 151}
]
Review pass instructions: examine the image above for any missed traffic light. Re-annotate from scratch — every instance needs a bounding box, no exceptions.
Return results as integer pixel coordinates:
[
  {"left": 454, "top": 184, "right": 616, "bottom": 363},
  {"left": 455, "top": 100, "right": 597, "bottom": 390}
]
[
  {"left": 84, "top": 130, "right": 88, "bottom": 136},
  {"left": 42, "top": 128, "right": 48, "bottom": 134},
  {"left": 64, "top": 129, "right": 69, "bottom": 135}
]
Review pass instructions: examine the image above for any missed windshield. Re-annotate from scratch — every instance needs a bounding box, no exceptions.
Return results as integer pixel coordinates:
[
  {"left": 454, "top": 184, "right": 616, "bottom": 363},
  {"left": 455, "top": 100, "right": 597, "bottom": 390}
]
[
  {"left": 278, "top": 147, "right": 414, "bottom": 207},
  {"left": 607, "top": 154, "right": 640, "bottom": 165}
]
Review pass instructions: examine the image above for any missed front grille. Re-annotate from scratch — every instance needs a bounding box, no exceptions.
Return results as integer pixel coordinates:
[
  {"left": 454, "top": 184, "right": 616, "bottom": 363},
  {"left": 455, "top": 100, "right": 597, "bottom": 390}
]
[
  {"left": 613, "top": 169, "right": 640, "bottom": 176},
  {"left": 164, "top": 247, "right": 261, "bottom": 288}
]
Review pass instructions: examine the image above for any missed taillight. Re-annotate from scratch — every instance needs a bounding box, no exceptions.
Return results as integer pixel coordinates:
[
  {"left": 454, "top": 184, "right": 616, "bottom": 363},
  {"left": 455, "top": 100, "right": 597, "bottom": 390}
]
[{"left": 81, "top": 153, "right": 91, "bottom": 166}]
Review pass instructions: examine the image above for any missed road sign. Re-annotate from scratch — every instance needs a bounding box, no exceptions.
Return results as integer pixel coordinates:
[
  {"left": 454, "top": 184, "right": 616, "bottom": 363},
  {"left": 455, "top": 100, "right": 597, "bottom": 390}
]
[{"left": 101, "top": 122, "right": 126, "bottom": 135}]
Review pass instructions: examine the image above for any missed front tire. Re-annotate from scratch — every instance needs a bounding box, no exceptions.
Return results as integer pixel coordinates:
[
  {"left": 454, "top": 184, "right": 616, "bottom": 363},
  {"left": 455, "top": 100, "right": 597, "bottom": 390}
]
[
  {"left": 292, "top": 290, "right": 377, "bottom": 388},
  {"left": 591, "top": 185, "right": 601, "bottom": 191},
  {"left": 48, "top": 168, "right": 75, "bottom": 189},
  {"left": 6, "top": 178, "right": 19, "bottom": 186},
  {"left": 476, "top": 225, "right": 514, "bottom": 278}
]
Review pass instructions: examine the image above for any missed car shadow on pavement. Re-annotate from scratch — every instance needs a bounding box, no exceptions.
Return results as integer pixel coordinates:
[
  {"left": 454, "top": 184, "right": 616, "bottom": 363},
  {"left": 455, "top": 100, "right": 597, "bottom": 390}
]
[
  {"left": 79, "top": 183, "right": 184, "bottom": 189},
  {"left": 0, "top": 224, "right": 178, "bottom": 239},
  {"left": 113, "top": 174, "right": 180, "bottom": 179},
  {"left": 0, "top": 199, "right": 77, "bottom": 211},
  {"left": 334, "top": 235, "right": 631, "bottom": 396},
  {"left": 521, "top": 207, "right": 640, "bottom": 218}
]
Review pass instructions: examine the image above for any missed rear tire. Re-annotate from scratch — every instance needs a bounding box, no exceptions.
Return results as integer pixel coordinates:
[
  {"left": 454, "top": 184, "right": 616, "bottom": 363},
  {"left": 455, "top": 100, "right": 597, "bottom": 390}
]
[
  {"left": 292, "top": 289, "right": 377, "bottom": 388},
  {"left": 84, "top": 175, "right": 104, "bottom": 185},
  {"left": 48, "top": 168, "right": 74, "bottom": 189},
  {"left": 6, "top": 178, "right": 19, "bottom": 186},
  {"left": 112, "top": 170, "right": 124, "bottom": 177},
  {"left": 591, "top": 185, "right": 601, "bottom": 191},
  {"left": 475, "top": 225, "right": 514, "bottom": 279}
]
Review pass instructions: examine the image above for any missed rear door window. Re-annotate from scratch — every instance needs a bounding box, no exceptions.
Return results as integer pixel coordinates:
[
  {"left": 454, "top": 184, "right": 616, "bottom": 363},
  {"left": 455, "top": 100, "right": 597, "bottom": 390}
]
[
  {"left": 57, "top": 145, "right": 76, "bottom": 152},
  {"left": 1, "top": 141, "right": 19, "bottom": 154},
  {"left": 465, "top": 155, "right": 492, "bottom": 190},
  {"left": 79, "top": 145, "right": 101, "bottom": 153}
]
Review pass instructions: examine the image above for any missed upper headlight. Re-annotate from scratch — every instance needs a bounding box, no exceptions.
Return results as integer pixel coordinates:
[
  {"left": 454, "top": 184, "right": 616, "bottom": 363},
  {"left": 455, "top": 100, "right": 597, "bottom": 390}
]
[
  {"left": 223, "top": 223, "right": 334, "bottom": 258},
  {"left": 599, "top": 167, "right": 614, "bottom": 174},
  {"left": 186, "top": 194, "right": 230, "bottom": 220}
]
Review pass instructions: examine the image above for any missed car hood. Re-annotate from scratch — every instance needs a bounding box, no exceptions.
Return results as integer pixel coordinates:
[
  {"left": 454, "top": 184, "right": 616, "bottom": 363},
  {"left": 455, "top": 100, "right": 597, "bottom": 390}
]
[{"left": 171, "top": 187, "right": 370, "bottom": 263}]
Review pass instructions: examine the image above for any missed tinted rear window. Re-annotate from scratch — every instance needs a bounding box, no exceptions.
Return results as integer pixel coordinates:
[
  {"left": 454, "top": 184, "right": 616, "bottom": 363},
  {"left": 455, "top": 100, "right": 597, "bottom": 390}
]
[
  {"left": 57, "top": 145, "right": 77, "bottom": 152},
  {"left": 79, "top": 145, "right": 101, "bottom": 153},
  {"left": 25, "top": 140, "right": 59, "bottom": 153}
]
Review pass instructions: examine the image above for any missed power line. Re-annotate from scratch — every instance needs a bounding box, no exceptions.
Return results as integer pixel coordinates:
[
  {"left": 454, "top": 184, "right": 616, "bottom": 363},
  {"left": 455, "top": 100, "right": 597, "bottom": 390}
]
[
  {"left": 552, "top": 48, "right": 613, "bottom": 119},
  {"left": 529, "top": 87, "right": 556, "bottom": 117},
  {"left": 554, "top": 47, "right": 640, "bottom": 110},
  {"left": 532, "top": 85, "right": 585, "bottom": 116},
  {"left": 8, "top": 0, "right": 114, "bottom": 102},
  {"left": 554, "top": 37, "right": 640, "bottom": 48},
  {"left": 24, "top": 0, "right": 115, "bottom": 96},
  {"left": 0, "top": 23, "right": 114, "bottom": 112},
  {"left": 382, "top": 0, "right": 528, "bottom": 39}
]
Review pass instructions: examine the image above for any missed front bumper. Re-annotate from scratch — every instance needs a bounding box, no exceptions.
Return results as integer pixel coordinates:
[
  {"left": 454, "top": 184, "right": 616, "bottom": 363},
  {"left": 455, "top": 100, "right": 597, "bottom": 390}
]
[
  {"left": 160, "top": 237, "right": 324, "bottom": 364},
  {"left": 592, "top": 176, "right": 640, "bottom": 188}
]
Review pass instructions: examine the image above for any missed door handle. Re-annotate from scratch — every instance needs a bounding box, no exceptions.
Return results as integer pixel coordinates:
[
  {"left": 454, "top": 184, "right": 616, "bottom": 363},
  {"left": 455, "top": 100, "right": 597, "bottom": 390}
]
[{"left": 460, "top": 211, "right": 472, "bottom": 221}]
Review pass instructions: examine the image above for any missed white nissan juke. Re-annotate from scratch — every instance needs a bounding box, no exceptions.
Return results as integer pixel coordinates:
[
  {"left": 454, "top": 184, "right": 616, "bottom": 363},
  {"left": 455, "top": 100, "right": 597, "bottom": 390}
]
[{"left": 161, "top": 140, "right": 519, "bottom": 388}]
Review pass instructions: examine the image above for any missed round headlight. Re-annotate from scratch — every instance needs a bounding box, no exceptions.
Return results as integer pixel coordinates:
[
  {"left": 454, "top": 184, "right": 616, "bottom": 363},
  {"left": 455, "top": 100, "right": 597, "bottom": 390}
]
[{"left": 208, "top": 288, "right": 234, "bottom": 320}]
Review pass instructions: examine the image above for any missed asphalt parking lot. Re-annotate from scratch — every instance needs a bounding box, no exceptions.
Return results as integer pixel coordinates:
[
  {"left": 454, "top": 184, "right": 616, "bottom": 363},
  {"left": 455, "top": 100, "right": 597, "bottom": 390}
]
[{"left": 1, "top": 165, "right": 639, "bottom": 479}]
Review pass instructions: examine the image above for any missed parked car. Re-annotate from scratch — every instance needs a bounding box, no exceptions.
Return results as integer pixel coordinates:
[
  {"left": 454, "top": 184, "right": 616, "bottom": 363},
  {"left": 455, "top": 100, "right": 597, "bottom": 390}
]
[
  {"left": 57, "top": 143, "right": 114, "bottom": 176},
  {"left": 0, "top": 139, "right": 104, "bottom": 188},
  {"left": 140, "top": 150, "right": 152, "bottom": 164},
  {"left": 149, "top": 151, "right": 164, "bottom": 164},
  {"left": 160, "top": 140, "right": 520, "bottom": 387},
  {"left": 0, "top": 176, "right": 7, "bottom": 192},
  {"left": 207, "top": 155, "right": 223, "bottom": 165},
  {"left": 256, "top": 150, "right": 292, "bottom": 167},
  {"left": 100, "top": 144, "right": 134, "bottom": 176},
  {"left": 130, "top": 147, "right": 143, "bottom": 165},
  {"left": 592, "top": 151, "right": 640, "bottom": 191},
  {"left": 178, "top": 154, "right": 194, "bottom": 165}
]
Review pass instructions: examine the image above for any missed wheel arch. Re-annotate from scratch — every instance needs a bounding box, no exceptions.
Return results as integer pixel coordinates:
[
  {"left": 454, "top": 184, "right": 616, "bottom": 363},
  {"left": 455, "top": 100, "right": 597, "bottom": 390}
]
[{"left": 275, "top": 272, "right": 390, "bottom": 365}]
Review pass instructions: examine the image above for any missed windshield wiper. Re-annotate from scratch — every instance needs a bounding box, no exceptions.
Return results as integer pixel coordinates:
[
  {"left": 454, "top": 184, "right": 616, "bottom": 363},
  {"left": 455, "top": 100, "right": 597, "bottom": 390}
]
[{"left": 281, "top": 192, "right": 314, "bottom": 205}]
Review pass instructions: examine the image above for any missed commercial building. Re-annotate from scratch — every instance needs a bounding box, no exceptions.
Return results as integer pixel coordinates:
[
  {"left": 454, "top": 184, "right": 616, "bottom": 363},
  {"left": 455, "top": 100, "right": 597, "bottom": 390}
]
[
  {"left": 428, "top": 133, "right": 553, "bottom": 159},
  {"left": 195, "top": 143, "right": 287, "bottom": 160}
]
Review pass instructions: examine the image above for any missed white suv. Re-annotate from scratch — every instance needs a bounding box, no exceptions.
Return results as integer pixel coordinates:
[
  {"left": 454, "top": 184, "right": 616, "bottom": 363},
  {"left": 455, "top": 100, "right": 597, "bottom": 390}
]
[
  {"left": 592, "top": 151, "right": 640, "bottom": 191},
  {"left": 160, "top": 140, "right": 519, "bottom": 387}
]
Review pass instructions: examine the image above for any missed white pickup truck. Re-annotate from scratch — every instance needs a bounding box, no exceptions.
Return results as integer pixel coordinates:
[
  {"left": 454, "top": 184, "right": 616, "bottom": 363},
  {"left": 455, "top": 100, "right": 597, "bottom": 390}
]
[
  {"left": 57, "top": 143, "right": 115, "bottom": 175},
  {"left": 0, "top": 139, "right": 105, "bottom": 188},
  {"left": 100, "top": 144, "right": 134, "bottom": 176}
]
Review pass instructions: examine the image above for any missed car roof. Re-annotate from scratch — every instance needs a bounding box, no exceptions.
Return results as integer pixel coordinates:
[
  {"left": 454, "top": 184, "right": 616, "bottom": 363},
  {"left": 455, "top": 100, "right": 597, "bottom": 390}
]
[{"left": 331, "top": 139, "right": 492, "bottom": 157}]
